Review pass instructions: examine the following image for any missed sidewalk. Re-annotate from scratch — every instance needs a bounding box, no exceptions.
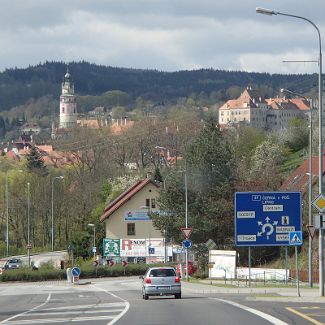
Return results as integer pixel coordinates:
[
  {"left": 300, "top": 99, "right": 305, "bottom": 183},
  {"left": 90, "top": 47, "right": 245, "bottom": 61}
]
[{"left": 181, "top": 279, "right": 325, "bottom": 303}]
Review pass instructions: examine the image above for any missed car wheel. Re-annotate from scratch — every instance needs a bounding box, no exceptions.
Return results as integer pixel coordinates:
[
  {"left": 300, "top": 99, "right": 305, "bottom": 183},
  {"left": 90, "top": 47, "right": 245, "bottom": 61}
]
[
  {"left": 175, "top": 293, "right": 181, "bottom": 299},
  {"left": 144, "top": 294, "right": 149, "bottom": 300}
]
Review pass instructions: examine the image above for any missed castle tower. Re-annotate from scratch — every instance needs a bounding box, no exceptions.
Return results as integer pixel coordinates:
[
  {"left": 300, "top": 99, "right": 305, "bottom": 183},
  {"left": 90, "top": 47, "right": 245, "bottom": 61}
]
[{"left": 59, "top": 67, "right": 77, "bottom": 128}]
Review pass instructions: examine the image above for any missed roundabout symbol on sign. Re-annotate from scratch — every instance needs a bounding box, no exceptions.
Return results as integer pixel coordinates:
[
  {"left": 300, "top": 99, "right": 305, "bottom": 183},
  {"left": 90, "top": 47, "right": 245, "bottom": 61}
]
[
  {"left": 257, "top": 217, "right": 278, "bottom": 240},
  {"left": 182, "top": 239, "right": 192, "bottom": 249}
]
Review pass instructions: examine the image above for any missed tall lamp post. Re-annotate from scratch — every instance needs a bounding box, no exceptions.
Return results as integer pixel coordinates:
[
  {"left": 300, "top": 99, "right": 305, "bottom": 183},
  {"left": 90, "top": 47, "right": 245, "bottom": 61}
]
[
  {"left": 163, "top": 166, "right": 189, "bottom": 280},
  {"left": 281, "top": 88, "right": 314, "bottom": 287},
  {"left": 51, "top": 176, "right": 64, "bottom": 252},
  {"left": 257, "top": 7, "right": 323, "bottom": 295},
  {"left": 27, "top": 182, "right": 30, "bottom": 268},
  {"left": 5, "top": 173, "right": 9, "bottom": 256},
  {"left": 87, "top": 223, "right": 96, "bottom": 258}
]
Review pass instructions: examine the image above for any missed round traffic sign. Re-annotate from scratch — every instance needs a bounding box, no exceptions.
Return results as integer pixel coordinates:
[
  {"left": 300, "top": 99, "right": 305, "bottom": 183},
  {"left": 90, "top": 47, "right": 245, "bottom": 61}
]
[
  {"left": 71, "top": 267, "right": 81, "bottom": 277},
  {"left": 182, "top": 239, "right": 192, "bottom": 249}
]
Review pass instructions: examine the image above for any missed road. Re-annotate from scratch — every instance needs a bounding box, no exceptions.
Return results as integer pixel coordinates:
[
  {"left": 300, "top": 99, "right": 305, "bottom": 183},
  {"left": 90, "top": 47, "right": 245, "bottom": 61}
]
[
  {"left": 0, "top": 277, "right": 324, "bottom": 324},
  {"left": 0, "top": 251, "right": 68, "bottom": 269}
]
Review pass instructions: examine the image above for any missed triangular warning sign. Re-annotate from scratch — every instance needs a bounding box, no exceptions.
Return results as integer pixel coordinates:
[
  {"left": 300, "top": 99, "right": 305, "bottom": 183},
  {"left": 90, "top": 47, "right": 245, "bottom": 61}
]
[
  {"left": 181, "top": 227, "right": 193, "bottom": 239},
  {"left": 306, "top": 225, "right": 316, "bottom": 240}
]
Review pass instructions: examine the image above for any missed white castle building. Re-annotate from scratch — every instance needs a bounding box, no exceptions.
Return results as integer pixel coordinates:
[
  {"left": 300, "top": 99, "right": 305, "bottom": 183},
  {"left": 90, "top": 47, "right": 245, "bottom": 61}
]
[{"left": 59, "top": 68, "right": 77, "bottom": 128}]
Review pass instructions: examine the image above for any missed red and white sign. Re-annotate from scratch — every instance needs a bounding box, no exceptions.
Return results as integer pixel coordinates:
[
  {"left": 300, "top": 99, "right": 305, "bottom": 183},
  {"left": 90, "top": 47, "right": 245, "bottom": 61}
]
[
  {"left": 307, "top": 225, "right": 316, "bottom": 240},
  {"left": 109, "top": 260, "right": 115, "bottom": 267},
  {"left": 120, "top": 239, "right": 165, "bottom": 257},
  {"left": 181, "top": 227, "right": 193, "bottom": 239},
  {"left": 122, "top": 261, "right": 128, "bottom": 267},
  {"left": 26, "top": 243, "right": 32, "bottom": 249}
]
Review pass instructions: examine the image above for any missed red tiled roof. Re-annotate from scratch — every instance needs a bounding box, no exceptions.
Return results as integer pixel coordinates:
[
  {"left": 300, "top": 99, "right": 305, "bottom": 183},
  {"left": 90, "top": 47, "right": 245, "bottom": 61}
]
[
  {"left": 100, "top": 178, "right": 160, "bottom": 222},
  {"left": 219, "top": 88, "right": 265, "bottom": 111},
  {"left": 279, "top": 155, "right": 325, "bottom": 193},
  {"left": 290, "top": 98, "right": 310, "bottom": 111},
  {"left": 266, "top": 98, "right": 310, "bottom": 111}
]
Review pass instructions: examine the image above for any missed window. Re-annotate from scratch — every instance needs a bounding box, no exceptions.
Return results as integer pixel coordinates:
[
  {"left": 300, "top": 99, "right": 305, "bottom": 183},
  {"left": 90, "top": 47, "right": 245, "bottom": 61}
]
[
  {"left": 151, "top": 199, "right": 156, "bottom": 208},
  {"left": 149, "top": 268, "right": 176, "bottom": 277},
  {"left": 146, "top": 198, "right": 150, "bottom": 207},
  {"left": 62, "top": 107, "right": 65, "bottom": 114},
  {"left": 127, "top": 223, "right": 135, "bottom": 236}
]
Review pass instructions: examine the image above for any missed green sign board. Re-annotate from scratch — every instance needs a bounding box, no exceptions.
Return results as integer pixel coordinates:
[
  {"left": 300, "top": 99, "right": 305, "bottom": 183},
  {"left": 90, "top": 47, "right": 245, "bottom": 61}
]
[{"left": 103, "top": 238, "right": 120, "bottom": 257}]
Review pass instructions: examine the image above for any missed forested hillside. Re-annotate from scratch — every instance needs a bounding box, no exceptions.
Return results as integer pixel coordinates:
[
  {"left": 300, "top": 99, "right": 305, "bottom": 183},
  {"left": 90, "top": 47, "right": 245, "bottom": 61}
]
[{"left": 0, "top": 61, "right": 318, "bottom": 113}]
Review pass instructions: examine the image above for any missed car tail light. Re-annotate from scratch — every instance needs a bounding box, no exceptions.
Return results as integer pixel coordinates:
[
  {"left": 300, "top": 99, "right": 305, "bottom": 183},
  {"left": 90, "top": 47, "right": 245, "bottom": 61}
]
[
  {"left": 145, "top": 278, "right": 151, "bottom": 284},
  {"left": 175, "top": 276, "right": 180, "bottom": 283}
]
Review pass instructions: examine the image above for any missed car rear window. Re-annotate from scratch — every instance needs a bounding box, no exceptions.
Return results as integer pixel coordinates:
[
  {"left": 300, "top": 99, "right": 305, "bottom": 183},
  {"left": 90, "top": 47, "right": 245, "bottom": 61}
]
[{"left": 149, "top": 269, "right": 176, "bottom": 277}]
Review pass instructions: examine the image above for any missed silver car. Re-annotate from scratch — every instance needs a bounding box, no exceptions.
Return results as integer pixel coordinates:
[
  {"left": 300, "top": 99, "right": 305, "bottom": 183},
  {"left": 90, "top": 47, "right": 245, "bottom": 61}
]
[
  {"left": 4, "top": 258, "right": 22, "bottom": 270},
  {"left": 141, "top": 267, "right": 181, "bottom": 300}
]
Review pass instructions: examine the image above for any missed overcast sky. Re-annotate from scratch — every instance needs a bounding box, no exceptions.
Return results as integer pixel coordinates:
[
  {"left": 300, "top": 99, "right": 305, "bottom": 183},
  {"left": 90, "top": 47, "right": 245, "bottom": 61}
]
[{"left": 0, "top": 0, "right": 324, "bottom": 74}]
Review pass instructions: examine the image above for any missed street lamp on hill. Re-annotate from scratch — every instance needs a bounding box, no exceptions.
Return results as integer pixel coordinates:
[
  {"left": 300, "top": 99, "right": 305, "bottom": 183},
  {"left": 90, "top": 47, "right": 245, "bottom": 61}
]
[{"left": 257, "top": 6, "right": 323, "bottom": 296}]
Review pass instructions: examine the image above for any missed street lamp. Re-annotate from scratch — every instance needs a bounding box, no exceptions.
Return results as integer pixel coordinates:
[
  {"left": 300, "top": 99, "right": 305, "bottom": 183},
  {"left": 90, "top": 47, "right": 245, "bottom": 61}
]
[
  {"left": 5, "top": 173, "right": 8, "bottom": 256},
  {"left": 27, "top": 182, "right": 30, "bottom": 268},
  {"left": 281, "top": 88, "right": 314, "bottom": 287},
  {"left": 87, "top": 223, "right": 96, "bottom": 258},
  {"left": 257, "top": 7, "right": 323, "bottom": 295},
  {"left": 51, "top": 176, "right": 64, "bottom": 251}
]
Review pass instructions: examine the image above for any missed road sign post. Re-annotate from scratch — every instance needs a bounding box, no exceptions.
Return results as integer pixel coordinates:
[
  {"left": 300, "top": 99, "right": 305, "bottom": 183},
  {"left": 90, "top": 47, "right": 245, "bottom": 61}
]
[
  {"left": 182, "top": 239, "right": 192, "bottom": 249},
  {"left": 235, "top": 192, "right": 302, "bottom": 287},
  {"left": 235, "top": 192, "right": 302, "bottom": 246},
  {"left": 181, "top": 227, "right": 193, "bottom": 239},
  {"left": 71, "top": 267, "right": 81, "bottom": 284},
  {"left": 289, "top": 231, "right": 303, "bottom": 297},
  {"left": 122, "top": 260, "right": 128, "bottom": 275}
]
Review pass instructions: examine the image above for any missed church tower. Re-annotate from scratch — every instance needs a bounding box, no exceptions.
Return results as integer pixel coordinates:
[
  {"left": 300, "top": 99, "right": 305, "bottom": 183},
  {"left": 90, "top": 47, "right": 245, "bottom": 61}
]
[{"left": 59, "top": 67, "right": 77, "bottom": 128}]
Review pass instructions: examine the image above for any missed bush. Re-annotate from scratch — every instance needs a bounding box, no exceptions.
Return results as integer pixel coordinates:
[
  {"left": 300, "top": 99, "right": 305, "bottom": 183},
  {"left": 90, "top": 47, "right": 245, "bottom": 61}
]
[
  {"left": 0, "top": 267, "right": 66, "bottom": 282},
  {"left": 0, "top": 262, "right": 176, "bottom": 282},
  {"left": 191, "top": 269, "right": 208, "bottom": 279}
]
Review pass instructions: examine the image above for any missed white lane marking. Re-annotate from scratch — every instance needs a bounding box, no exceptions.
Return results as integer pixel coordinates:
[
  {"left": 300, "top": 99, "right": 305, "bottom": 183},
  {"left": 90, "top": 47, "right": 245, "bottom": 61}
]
[
  {"left": 4, "top": 315, "right": 115, "bottom": 324},
  {"left": 20, "top": 308, "right": 124, "bottom": 317},
  {"left": 212, "top": 298, "right": 289, "bottom": 325},
  {"left": 90, "top": 285, "right": 130, "bottom": 325},
  {"left": 0, "top": 293, "right": 51, "bottom": 324},
  {"left": 43, "top": 302, "right": 125, "bottom": 311}
]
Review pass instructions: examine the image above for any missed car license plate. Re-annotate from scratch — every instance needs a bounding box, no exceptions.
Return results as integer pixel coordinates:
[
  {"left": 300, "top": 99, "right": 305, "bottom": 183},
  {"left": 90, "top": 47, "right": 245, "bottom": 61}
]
[{"left": 157, "top": 286, "right": 170, "bottom": 290}]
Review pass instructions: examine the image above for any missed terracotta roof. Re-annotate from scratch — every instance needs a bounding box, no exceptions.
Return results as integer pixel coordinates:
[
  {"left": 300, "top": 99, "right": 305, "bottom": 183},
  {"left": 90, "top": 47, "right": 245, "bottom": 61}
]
[
  {"left": 266, "top": 98, "right": 310, "bottom": 111},
  {"left": 290, "top": 98, "right": 310, "bottom": 111},
  {"left": 100, "top": 178, "right": 160, "bottom": 222},
  {"left": 219, "top": 88, "right": 265, "bottom": 111},
  {"left": 279, "top": 155, "right": 325, "bottom": 194}
]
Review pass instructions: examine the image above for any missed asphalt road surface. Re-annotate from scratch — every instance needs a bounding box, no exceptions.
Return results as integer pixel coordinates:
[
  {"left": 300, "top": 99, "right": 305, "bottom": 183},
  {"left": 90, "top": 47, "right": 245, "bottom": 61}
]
[{"left": 0, "top": 278, "right": 324, "bottom": 324}]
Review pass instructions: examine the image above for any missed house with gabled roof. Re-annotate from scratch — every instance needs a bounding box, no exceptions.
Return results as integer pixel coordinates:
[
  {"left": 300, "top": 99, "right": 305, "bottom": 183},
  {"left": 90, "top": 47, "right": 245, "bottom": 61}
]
[
  {"left": 100, "top": 177, "right": 161, "bottom": 240},
  {"left": 218, "top": 87, "right": 309, "bottom": 131},
  {"left": 279, "top": 155, "right": 325, "bottom": 194}
]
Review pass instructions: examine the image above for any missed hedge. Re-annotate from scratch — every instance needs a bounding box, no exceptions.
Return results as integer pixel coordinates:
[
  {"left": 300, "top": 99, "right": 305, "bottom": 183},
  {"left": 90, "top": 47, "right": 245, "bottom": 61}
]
[{"left": 0, "top": 263, "right": 177, "bottom": 282}]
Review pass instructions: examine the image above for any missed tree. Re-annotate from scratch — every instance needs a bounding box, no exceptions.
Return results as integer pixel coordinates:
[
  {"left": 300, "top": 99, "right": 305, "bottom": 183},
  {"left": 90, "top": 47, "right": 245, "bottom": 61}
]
[
  {"left": 26, "top": 146, "right": 48, "bottom": 176},
  {"left": 152, "top": 115, "right": 235, "bottom": 247},
  {"left": 153, "top": 167, "right": 163, "bottom": 183},
  {"left": 280, "top": 117, "right": 309, "bottom": 151}
]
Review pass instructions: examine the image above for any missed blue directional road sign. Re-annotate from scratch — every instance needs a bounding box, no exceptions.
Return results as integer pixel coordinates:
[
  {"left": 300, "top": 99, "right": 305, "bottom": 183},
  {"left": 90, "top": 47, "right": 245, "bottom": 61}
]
[
  {"left": 235, "top": 192, "right": 301, "bottom": 247},
  {"left": 289, "top": 231, "right": 303, "bottom": 246},
  {"left": 71, "top": 267, "right": 81, "bottom": 277},
  {"left": 182, "top": 239, "right": 192, "bottom": 249}
]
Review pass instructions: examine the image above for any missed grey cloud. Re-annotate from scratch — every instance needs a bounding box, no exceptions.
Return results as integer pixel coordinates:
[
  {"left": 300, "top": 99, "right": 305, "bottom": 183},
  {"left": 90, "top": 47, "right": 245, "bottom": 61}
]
[{"left": 0, "top": 0, "right": 324, "bottom": 73}]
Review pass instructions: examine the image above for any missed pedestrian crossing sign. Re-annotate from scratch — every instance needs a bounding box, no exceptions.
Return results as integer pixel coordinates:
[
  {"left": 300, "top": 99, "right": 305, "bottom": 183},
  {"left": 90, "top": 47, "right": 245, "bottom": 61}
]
[{"left": 289, "top": 231, "right": 303, "bottom": 246}]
